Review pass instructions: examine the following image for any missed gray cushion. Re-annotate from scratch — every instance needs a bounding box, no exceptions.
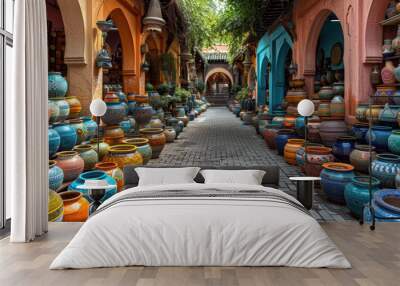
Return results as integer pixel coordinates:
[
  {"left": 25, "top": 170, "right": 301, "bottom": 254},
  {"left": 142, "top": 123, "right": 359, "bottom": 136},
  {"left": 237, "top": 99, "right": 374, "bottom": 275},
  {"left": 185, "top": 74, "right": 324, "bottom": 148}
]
[{"left": 123, "top": 165, "right": 280, "bottom": 189}]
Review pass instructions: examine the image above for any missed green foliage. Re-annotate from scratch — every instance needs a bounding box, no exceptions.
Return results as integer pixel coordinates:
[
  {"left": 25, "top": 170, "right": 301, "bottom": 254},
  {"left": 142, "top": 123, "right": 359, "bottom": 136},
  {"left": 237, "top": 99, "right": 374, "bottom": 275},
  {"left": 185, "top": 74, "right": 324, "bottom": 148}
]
[
  {"left": 235, "top": 87, "right": 249, "bottom": 101},
  {"left": 174, "top": 87, "right": 191, "bottom": 103},
  {"left": 196, "top": 80, "right": 206, "bottom": 93},
  {"left": 145, "top": 83, "right": 154, "bottom": 92},
  {"left": 157, "top": 83, "right": 170, "bottom": 95}
]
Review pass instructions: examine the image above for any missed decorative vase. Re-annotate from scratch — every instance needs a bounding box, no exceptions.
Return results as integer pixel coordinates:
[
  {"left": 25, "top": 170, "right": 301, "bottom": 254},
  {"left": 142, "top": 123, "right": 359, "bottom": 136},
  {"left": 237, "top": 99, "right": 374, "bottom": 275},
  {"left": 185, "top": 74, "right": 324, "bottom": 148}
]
[
  {"left": 49, "top": 160, "right": 64, "bottom": 191},
  {"left": 48, "top": 190, "right": 64, "bottom": 222},
  {"left": 166, "top": 116, "right": 181, "bottom": 137},
  {"left": 307, "top": 119, "right": 322, "bottom": 143},
  {"left": 319, "top": 120, "right": 348, "bottom": 147},
  {"left": 295, "top": 116, "right": 305, "bottom": 137},
  {"left": 370, "top": 65, "right": 382, "bottom": 85},
  {"left": 73, "top": 145, "right": 98, "bottom": 171},
  {"left": 148, "top": 91, "right": 162, "bottom": 109},
  {"left": 132, "top": 104, "right": 154, "bottom": 128},
  {"left": 164, "top": 127, "right": 176, "bottom": 143},
  {"left": 332, "top": 136, "right": 356, "bottom": 162},
  {"left": 366, "top": 125, "right": 393, "bottom": 152},
  {"left": 388, "top": 130, "right": 400, "bottom": 155},
  {"left": 263, "top": 123, "right": 281, "bottom": 149},
  {"left": 284, "top": 139, "right": 305, "bottom": 165},
  {"left": 89, "top": 138, "right": 110, "bottom": 161},
  {"left": 68, "top": 119, "right": 86, "bottom": 145},
  {"left": 381, "top": 60, "right": 396, "bottom": 84},
  {"left": 119, "top": 118, "right": 132, "bottom": 135},
  {"left": 48, "top": 125, "right": 61, "bottom": 157},
  {"left": 149, "top": 118, "right": 164, "bottom": 129},
  {"left": 103, "top": 125, "right": 125, "bottom": 146},
  {"left": 372, "top": 189, "right": 400, "bottom": 221},
  {"left": 332, "top": 82, "right": 344, "bottom": 96},
  {"left": 127, "top": 95, "right": 137, "bottom": 115},
  {"left": 275, "top": 129, "right": 297, "bottom": 156},
  {"left": 365, "top": 105, "right": 383, "bottom": 123},
  {"left": 123, "top": 138, "right": 152, "bottom": 165},
  {"left": 49, "top": 98, "right": 70, "bottom": 122},
  {"left": 318, "top": 86, "right": 335, "bottom": 100},
  {"left": 379, "top": 104, "right": 400, "bottom": 123},
  {"left": 344, "top": 177, "right": 381, "bottom": 218},
  {"left": 330, "top": 96, "right": 345, "bottom": 117},
  {"left": 55, "top": 151, "right": 84, "bottom": 182},
  {"left": 375, "top": 85, "right": 396, "bottom": 105},
  {"left": 356, "top": 104, "right": 369, "bottom": 122},
  {"left": 52, "top": 122, "right": 77, "bottom": 151},
  {"left": 320, "top": 162, "right": 355, "bottom": 204},
  {"left": 103, "top": 93, "right": 125, "bottom": 125},
  {"left": 103, "top": 144, "right": 143, "bottom": 168},
  {"left": 352, "top": 123, "right": 369, "bottom": 143},
  {"left": 65, "top": 96, "right": 82, "bottom": 119},
  {"left": 95, "top": 162, "right": 124, "bottom": 192},
  {"left": 48, "top": 99, "right": 59, "bottom": 123},
  {"left": 116, "top": 90, "right": 127, "bottom": 103},
  {"left": 48, "top": 72, "right": 68, "bottom": 97},
  {"left": 140, "top": 128, "right": 167, "bottom": 159},
  {"left": 318, "top": 102, "right": 331, "bottom": 117},
  {"left": 304, "top": 146, "right": 335, "bottom": 177},
  {"left": 81, "top": 116, "right": 97, "bottom": 141},
  {"left": 59, "top": 191, "right": 90, "bottom": 222},
  {"left": 371, "top": 154, "right": 400, "bottom": 188},
  {"left": 392, "top": 24, "right": 400, "bottom": 55},
  {"left": 68, "top": 171, "right": 117, "bottom": 203},
  {"left": 283, "top": 115, "right": 296, "bottom": 129},
  {"left": 350, "top": 145, "right": 376, "bottom": 174}
]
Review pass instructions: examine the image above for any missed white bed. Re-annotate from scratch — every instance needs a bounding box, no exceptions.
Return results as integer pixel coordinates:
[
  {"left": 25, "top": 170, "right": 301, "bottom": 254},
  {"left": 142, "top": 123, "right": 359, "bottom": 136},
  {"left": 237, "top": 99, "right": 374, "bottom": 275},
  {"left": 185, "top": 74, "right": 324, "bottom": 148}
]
[{"left": 50, "top": 183, "right": 351, "bottom": 269}]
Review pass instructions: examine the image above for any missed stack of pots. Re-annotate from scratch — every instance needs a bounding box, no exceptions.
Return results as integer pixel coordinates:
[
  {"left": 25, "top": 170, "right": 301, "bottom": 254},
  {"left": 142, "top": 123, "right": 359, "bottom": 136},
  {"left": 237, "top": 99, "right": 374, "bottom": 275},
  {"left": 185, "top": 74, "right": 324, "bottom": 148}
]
[{"left": 285, "top": 79, "right": 307, "bottom": 116}]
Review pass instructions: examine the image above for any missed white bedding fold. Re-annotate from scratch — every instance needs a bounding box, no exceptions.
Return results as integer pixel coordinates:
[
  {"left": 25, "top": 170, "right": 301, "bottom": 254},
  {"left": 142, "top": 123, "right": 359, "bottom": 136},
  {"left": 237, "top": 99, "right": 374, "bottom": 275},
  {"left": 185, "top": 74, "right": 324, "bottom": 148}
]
[{"left": 50, "top": 183, "right": 351, "bottom": 269}]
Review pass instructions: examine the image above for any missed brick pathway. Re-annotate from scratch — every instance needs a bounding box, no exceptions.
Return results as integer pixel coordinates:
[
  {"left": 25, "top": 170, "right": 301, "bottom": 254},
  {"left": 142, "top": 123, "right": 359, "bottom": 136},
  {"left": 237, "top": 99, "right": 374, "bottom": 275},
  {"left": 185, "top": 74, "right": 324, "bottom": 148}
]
[{"left": 150, "top": 107, "right": 355, "bottom": 222}]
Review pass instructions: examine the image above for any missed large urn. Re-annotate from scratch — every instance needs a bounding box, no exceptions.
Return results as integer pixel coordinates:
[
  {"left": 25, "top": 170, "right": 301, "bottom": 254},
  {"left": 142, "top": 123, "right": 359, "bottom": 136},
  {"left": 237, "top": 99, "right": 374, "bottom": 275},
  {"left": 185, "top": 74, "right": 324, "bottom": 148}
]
[
  {"left": 55, "top": 151, "right": 84, "bottom": 182},
  {"left": 366, "top": 125, "right": 392, "bottom": 152},
  {"left": 132, "top": 104, "right": 154, "bottom": 128},
  {"left": 319, "top": 120, "right": 348, "bottom": 147},
  {"left": 95, "top": 162, "right": 124, "bottom": 192},
  {"left": 48, "top": 72, "right": 68, "bottom": 97},
  {"left": 103, "top": 144, "right": 144, "bottom": 168},
  {"left": 52, "top": 122, "right": 77, "bottom": 151},
  {"left": 48, "top": 160, "right": 64, "bottom": 191},
  {"left": 349, "top": 145, "right": 376, "bottom": 174},
  {"left": 332, "top": 136, "right": 356, "bottom": 162},
  {"left": 275, "top": 129, "right": 297, "bottom": 156},
  {"left": 48, "top": 125, "right": 61, "bottom": 157},
  {"left": 284, "top": 139, "right": 304, "bottom": 165},
  {"left": 49, "top": 98, "right": 70, "bottom": 122},
  {"left": 65, "top": 96, "right": 82, "bottom": 119},
  {"left": 123, "top": 138, "right": 152, "bottom": 165},
  {"left": 304, "top": 146, "right": 335, "bottom": 177},
  {"left": 103, "top": 92, "right": 125, "bottom": 125},
  {"left": 81, "top": 116, "right": 98, "bottom": 141},
  {"left": 320, "top": 162, "right": 355, "bottom": 204},
  {"left": 140, "top": 128, "right": 167, "bottom": 159},
  {"left": 59, "top": 191, "right": 90, "bottom": 222},
  {"left": 73, "top": 145, "right": 98, "bottom": 171},
  {"left": 371, "top": 154, "right": 400, "bottom": 188}
]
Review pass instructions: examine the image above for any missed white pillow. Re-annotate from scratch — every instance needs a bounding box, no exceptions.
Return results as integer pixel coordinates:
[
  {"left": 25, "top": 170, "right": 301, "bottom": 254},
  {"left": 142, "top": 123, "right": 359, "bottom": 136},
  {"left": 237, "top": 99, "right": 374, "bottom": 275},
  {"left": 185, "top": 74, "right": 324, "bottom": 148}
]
[
  {"left": 136, "top": 167, "right": 201, "bottom": 186},
  {"left": 200, "top": 169, "right": 266, "bottom": 185}
]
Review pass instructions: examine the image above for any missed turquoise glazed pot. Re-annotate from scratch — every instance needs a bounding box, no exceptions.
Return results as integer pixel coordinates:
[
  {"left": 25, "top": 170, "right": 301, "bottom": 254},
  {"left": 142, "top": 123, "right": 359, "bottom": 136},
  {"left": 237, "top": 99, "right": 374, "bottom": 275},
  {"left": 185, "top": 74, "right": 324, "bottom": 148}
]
[
  {"left": 232, "top": 105, "right": 241, "bottom": 116},
  {"left": 81, "top": 116, "right": 97, "bottom": 141},
  {"left": 320, "top": 163, "right": 355, "bottom": 204},
  {"left": 49, "top": 160, "right": 64, "bottom": 191},
  {"left": 48, "top": 125, "right": 61, "bottom": 157},
  {"left": 295, "top": 116, "right": 305, "bottom": 137},
  {"left": 166, "top": 116, "right": 181, "bottom": 137},
  {"left": 119, "top": 119, "right": 132, "bottom": 134},
  {"left": 371, "top": 154, "right": 400, "bottom": 188},
  {"left": 132, "top": 105, "right": 154, "bottom": 127},
  {"left": 121, "top": 101, "right": 129, "bottom": 116},
  {"left": 116, "top": 90, "right": 127, "bottom": 103},
  {"left": 371, "top": 189, "right": 400, "bottom": 222},
  {"left": 49, "top": 98, "right": 70, "bottom": 122},
  {"left": 103, "top": 102, "right": 125, "bottom": 125},
  {"left": 68, "top": 119, "right": 86, "bottom": 145},
  {"left": 176, "top": 106, "right": 186, "bottom": 117},
  {"left": 344, "top": 176, "right": 380, "bottom": 218},
  {"left": 352, "top": 123, "right": 369, "bottom": 144},
  {"left": 128, "top": 98, "right": 137, "bottom": 115},
  {"left": 332, "top": 136, "right": 356, "bottom": 162},
  {"left": 68, "top": 170, "right": 117, "bottom": 203},
  {"left": 378, "top": 104, "right": 400, "bottom": 124},
  {"left": 53, "top": 122, "right": 77, "bottom": 151},
  {"left": 48, "top": 72, "right": 68, "bottom": 97},
  {"left": 73, "top": 145, "right": 98, "bottom": 171},
  {"left": 388, "top": 130, "right": 400, "bottom": 155},
  {"left": 275, "top": 129, "right": 297, "bottom": 156},
  {"left": 366, "top": 126, "right": 392, "bottom": 152},
  {"left": 48, "top": 99, "right": 59, "bottom": 123}
]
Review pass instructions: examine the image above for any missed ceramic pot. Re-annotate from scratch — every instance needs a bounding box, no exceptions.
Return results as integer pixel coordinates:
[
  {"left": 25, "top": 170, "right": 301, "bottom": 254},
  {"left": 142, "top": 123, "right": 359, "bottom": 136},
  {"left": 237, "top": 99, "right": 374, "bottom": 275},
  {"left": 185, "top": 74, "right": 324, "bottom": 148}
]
[
  {"left": 372, "top": 189, "right": 400, "bottom": 221},
  {"left": 381, "top": 60, "right": 396, "bottom": 84},
  {"left": 283, "top": 115, "right": 296, "bottom": 129},
  {"left": 371, "top": 65, "right": 382, "bottom": 85},
  {"left": 243, "top": 112, "right": 255, "bottom": 125},
  {"left": 103, "top": 144, "right": 143, "bottom": 168},
  {"left": 285, "top": 90, "right": 306, "bottom": 105},
  {"left": 332, "top": 82, "right": 344, "bottom": 96},
  {"left": 132, "top": 104, "right": 154, "bottom": 127},
  {"left": 89, "top": 139, "right": 110, "bottom": 161},
  {"left": 392, "top": 24, "right": 400, "bottom": 55},
  {"left": 119, "top": 119, "right": 132, "bottom": 135},
  {"left": 65, "top": 96, "right": 82, "bottom": 119},
  {"left": 164, "top": 127, "right": 176, "bottom": 143},
  {"left": 290, "top": 79, "right": 305, "bottom": 89},
  {"left": 344, "top": 177, "right": 381, "bottom": 218},
  {"left": 275, "top": 129, "right": 297, "bottom": 156},
  {"left": 81, "top": 116, "right": 97, "bottom": 141},
  {"left": 375, "top": 85, "right": 396, "bottom": 105},
  {"left": 49, "top": 98, "right": 70, "bottom": 122},
  {"left": 123, "top": 138, "right": 152, "bottom": 165},
  {"left": 48, "top": 190, "right": 63, "bottom": 222},
  {"left": 59, "top": 191, "right": 90, "bottom": 222},
  {"left": 388, "top": 130, "right": 400, "bottom": 155},
  {"left": 140, "top": 128, "right": 167, "bottom": 159},
  {"left": 365, "top": 105, "right": 383, "bottom": 123},
  {"left": 73, "top": 145, "right": 98, "bottom": 171},
  {"left": 49, "top": 160, "right": 64, "bottom": 191},
  {"left": 134, "top": 94, "right": 149, "bottom": 104},
  {"left": 149, "top": 118, "right": 164, "bottom": 129},
  {"left": 295, "top": 143, "right": 324, "bottom": 173},
  {"left": 263, "top": 123, "right": 280, "bottom": 149},
  {"left": 379, "top": 104, "right": 400, "bottom": 123},
  {"left": 103, "top": 126, "right": 125, "bottom": 146},
  {"left": 356, "top": 104, "right": 369, "bottom": 122},
  {"left": 176, "top": 116, "right": 189, "bottom": 127},
  {"left": 271, "top": 116, "right": 285, "bottom": 128},
  {"left": 116, "top": 90, "right": 127, "bottom": 103},
  {"left": 127, "top": 95, "right": 137, "bottom": 115},
  {"left": 330, "top": 96, "right": 345, "bottom": 117},
  {"left": 53, "top": 123, "right": 77, "bottom": 151},
  {"left": 318, "top": 102, "right": 331, "bottom": 117},
  {"left": 319, "top": 120, "right": 348, "bottom": 147},
  {"left": 175, "top": 105, "right": 187, "bottom": 118},
  {"left": 95, "top": 162, "right": 124, "bottom": 192},
  {"left": 232, "top": 105, "right": 241, "bottom": 116},
  {"left": 48, "top": 126, "right": 61, "bottom": 157},
  {"left": 332, "top": 136, "right": 356, "bottom": 162},
  {"left": 166, "top": 116, "right": 181, "bottom": 137},
  {"left": 68, "top": 119, "right": 86, "bottom": 145},
  {"left": 121, "top": 101, "right": 129, "bottom": 116},
  {"left": 352, "top": 123, "right": 369, "bottom": 143},
  {"left": 48, "top": 72, "right": 68, "bottom": 97},
  {"left": 366, "top": 126, "right": 393, "bottom": 152},
  {"left": 371, "top": 154, "right": 400, "bottom": 188},
  {"left": 103, "top": 95, "right": 125, "bottom": 125},
  {"left": 284, "top": 139, "right": 305, "bottom": 165},
  {"left": 68, "top": 171, "right": 117, "bottom": 204},
  {"left": 321, "top": 162, "right": 355, "bottom": 204},
  {"left": 304, "top": 146, "right": 335, "bottom": 177},
  {"left": 295, "top": 116, "right": 305, "bottom": 137},
  {"left": 307, "top": 119, "right": 322, "bottom": 143},
  {"left": 318, "top": 86, "right": 335, "bottom": 100},
  {"left": 350, "top": 145, "right": 376, "bottom": 174},
  {"left": 55, "top": 151, "right": 84, "bottom": 182},
  {"left": 48, "top": 99, "right": 59, "bottom": 123},
  {"left": 386, "top": 1, "right": 398, "bottom": 19}
]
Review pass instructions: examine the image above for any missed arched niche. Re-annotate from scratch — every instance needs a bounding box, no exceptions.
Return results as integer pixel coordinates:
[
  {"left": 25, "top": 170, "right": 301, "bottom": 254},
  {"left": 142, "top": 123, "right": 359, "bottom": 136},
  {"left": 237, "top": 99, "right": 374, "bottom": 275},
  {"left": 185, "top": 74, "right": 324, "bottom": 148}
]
[{"left": 205, "top": 67, "right": 234, "bottom": 87}]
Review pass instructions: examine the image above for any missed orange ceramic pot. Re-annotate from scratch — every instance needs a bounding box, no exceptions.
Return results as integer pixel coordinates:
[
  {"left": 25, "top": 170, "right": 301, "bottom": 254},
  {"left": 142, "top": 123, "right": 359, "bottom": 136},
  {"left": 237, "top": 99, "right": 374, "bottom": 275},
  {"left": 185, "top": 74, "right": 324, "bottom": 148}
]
[
  {"left": 289, "top": 79, "right": 305, "bottom": 89},
  {"left": 65, "top": 96, "right": 82, "bottom": 119},
  {"left": 140, "top": 128, "right": 166, "bottom": 159},
  {"left": 285, "top": 90, "right": 307, "bottom": 104},
  {"left": 123, "top": 138, "right": 152, "bottom": 164},
  {"left": 134, "top": 94, "right": 149, "bottom": 104},
  {"left": 95, "top": 162, "right": 124, "bottom": 192},
  {"left": 55, "top": 151, "right": 84, "bottom": 182},
  {"left": 103, "top": 125, "right": 125, "bottom": 146},
  {"left": 59, "top": 191, "right": 89, "bottom": 222},
  {"left": 103, "top": 144, "right": 143, "bottom": 168},
  {"left": 283, "top": 116, "right": 296, "bottom": 129},
  {"left": 284, "top": 139, "right": 305, "bottom": 165}
]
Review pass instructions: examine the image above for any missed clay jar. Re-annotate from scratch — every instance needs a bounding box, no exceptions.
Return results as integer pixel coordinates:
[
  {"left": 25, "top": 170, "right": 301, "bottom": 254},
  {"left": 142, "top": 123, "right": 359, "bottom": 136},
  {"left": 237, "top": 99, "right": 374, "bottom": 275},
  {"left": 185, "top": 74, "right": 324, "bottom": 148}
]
[
  {"left": 319, "top": 120, "right": 348, "bottom": 147},
  {"left": 330, "top": 96, "right": 345, "bottom": 117},
  {"left": 103, "top": 144, "right": 143, "bottom": 168},
  {"left": 275, "top": 129, "right": 297, "bottom": 156},
  {"left": 263, "top": 123, "right": 280, "bottom": 149},
  {"left": 95, "top": 162, "right": 124, "bottom": 192},
  {"left": 365, "top": 105, "right": 383, "bottom": 123},
  {"left": 81, "top": 116, "right": 98, "bottom": 141},
  {"left": 48, "top": 160, "right": 64, "bottom": 191},
  {"left": 55, "top": 151, "right": 84, "bottom": 182},
  {"left": 140, "top": 128, "right": 167, "bottom": 159},
  {"left": 284, "top": 139, "right": 305, "bottom": 165},
  {"left": 89, "top": 138, "right": 110, "bottom": 161},
  {"left": 372, "top": 154, "right": 400, "bottom": 188},
  {"left": 103, "top": 92, "right": 125, "bottom": 125},
  {"left": 388, "top": 130, "right": 400, "bottom": 155},
  {"left": 285, "top": 90, "right": 306, "bottom": 105},
  {"left": 103, "top": 125, "right": 125, "bottom": 146},
  {"left": 48, "top": 125, "right": 61, "bottom": 158},
  {"left": 65, "top": 96, "right": 82, "bottom": 119},
  {"left": 304, "top": 146, "right": 335, "bottom": 177},
  {"left": 49, "top": 98, "right": 70, "bottom": 122},
  {"left": 59, "top": 191, "right": 90, "bottom": 222},
  {"left": 73, "top": 145, "right": 98, "bottom": 171},
  {"left": 164, "top": 127, "right": 177, "bottom": 143},
  {"left": 68, "top": 119, "right": 86, "bottom": 145},
  {"left": 332, "top": 136, "right": 356, "bottom": 162},
  {"left": 320, "top": 163, "right": 355, "bottom": 204},
  {"left": 381, "top": 60, "right": 396, "bottom": 84},
  {"left": 318, "top": 86, "right": 335, "bottom": 100},
  {"left": 349, "top": 145, "right": 376, "bottom": 174},
  {"left": 366, "top": 125, "right": 393, "bottom": 152},
  {"left": 356, "top": 104, "right": 369, "bottom": 122},
  {"left": 48, "top": 72, "right": 68, "bottom": 97},
  {"left": 123, "top": 138, "right": 152, "bottom": 165},
  {"left": 318, "top": 102, "right": 331, "bottom": 117},
  {"left": 52, "top": 122, "right": 77, "bottom": 151}
]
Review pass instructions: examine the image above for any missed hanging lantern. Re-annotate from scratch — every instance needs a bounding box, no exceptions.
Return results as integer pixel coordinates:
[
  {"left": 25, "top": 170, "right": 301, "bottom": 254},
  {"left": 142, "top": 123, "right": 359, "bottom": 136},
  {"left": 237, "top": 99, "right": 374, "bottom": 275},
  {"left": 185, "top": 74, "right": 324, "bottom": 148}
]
[
  {"left": 143, "top": 0, "right": 166, "bottom": 33},
  {"left": 96, "top": 48, "right": 112, "bottom": 69},
  {"left": 141, "top": 61, "right": 151, "bottom": 72}
]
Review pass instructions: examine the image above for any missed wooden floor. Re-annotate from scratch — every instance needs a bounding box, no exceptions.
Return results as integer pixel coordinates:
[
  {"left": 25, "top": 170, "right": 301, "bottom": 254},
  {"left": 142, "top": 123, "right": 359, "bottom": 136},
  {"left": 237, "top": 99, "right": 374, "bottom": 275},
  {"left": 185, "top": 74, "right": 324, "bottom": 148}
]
[{"left": 0, "top": 222, "right": 399, "bottom": 286}]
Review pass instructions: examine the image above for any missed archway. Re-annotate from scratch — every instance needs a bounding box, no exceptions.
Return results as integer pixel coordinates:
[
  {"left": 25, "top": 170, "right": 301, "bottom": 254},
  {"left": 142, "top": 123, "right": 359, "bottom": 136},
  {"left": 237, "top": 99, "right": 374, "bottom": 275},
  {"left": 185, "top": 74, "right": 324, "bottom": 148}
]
[
  {"left": 205, "top": 67, "right": 234, "bottom": 87},
  {"left": 144, "top": 34, "right": 162, "bottom": 88},
  {"left": 271, "top": 42, "right": 292, "bottom": 111},
  {"left": 103, "top": 21, "right": 123, "bottom": 87},
  {"left": 205, "top": 68, "right": 233, "bottom": 105}
]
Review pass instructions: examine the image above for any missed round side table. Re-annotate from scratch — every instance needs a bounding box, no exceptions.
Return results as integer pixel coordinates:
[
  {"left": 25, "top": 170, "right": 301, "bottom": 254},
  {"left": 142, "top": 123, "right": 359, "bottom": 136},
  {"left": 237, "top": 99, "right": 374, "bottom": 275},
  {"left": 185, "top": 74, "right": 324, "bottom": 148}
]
[{"left": 289, "top": 177, "right": 321, "bottom": 210}]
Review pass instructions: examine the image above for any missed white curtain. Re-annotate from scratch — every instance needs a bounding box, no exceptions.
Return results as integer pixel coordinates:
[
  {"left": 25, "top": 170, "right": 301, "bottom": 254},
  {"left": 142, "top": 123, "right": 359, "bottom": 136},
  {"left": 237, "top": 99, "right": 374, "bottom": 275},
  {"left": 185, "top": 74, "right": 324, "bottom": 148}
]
[{"left": 9, "top": 0, "right": 49, "bottom": 242}]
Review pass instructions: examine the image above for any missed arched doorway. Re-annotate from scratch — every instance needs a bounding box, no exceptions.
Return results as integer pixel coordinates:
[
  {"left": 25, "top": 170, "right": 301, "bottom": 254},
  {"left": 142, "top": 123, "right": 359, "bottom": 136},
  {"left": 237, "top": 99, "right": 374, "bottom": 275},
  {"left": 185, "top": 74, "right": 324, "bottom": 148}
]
[
  {"left": 144, "top": 35, "right": 162, "bottom": 88},
  {"left": 205, "top": 68, "right": 233, "bottom": 105},
  {"left": 103, "top": 19, "right": 123, "bottom": 87}
]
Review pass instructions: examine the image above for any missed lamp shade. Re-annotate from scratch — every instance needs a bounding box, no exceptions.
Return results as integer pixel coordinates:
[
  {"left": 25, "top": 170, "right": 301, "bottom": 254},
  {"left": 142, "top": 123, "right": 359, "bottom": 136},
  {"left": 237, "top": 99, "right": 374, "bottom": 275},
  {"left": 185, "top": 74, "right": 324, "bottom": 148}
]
[
  {"left": 90, "top": 99, "right": 107, "bottom": 117},
  {"left": 297, "top": 99, "right": 315, "bottom": 117}
]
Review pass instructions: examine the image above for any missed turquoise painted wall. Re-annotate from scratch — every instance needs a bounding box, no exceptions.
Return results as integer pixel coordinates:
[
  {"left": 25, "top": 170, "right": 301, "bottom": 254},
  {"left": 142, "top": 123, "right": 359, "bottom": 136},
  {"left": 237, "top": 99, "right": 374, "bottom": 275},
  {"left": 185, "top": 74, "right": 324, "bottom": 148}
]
[{"left": 317, "top": 21, "right": 344, "bottom": 70}]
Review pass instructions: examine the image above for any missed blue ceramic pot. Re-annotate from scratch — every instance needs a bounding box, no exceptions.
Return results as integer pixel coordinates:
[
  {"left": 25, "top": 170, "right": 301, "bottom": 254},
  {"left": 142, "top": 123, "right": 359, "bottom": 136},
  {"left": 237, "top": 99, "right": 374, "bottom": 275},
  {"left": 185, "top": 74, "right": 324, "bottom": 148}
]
[
  {"left": 132, "top": 105, "right": 154, "bottom": 127},
  {"left": 53, "top": 123, "right": 77, "bottom": 151},
  {"left": 371, "top": 154, "right": 400, "bottom": 188},
  {"left": 103, "top": 102, "right": 125, "bottom": 125},
  {"left": 121, "top": 101, "right": 129, "bottom": 116},
  {"left": 352, "top": 123, "right": 369, "bottom": 143},
  {"left": 176, "top": 106, "right": 186, "bottom": 117},
  {"left": 128, "top": 99, "right": 137, "bottom": 115},
  {"left": 320, "top": 163, "right": 355, "bottom": 204},
  {"left": 332, "top": 136, "right": 356, "bottom": 162},
  {"left": 275, "top": 129, "right": 297, "bottom": 156},
  {"left": 344, "top": 176, "right": 380, "bottom": 218},
  {"left": 295, "top": 116, "right": 305, "bottom": 137},
  {"left": 68, "top": 170, "right": 117, "bottom": 203},
  {"left": 49, "top": 160, "right": 64, "bottom": 191},
  {"left": 366, "top": 126, "right": 393, "bottom": 152},
  {"left": 119, "top": 119, "right": 132, "bottom": 134},
  {"left": 388, "top": 130, "right": 400, "bottom": 155},
  {"left": 166, "top": 117, "right": 181, "bottom": 137},
  {"left": 232, "top": 105, "right": 241, "bottom": 117},
  {"left": 48, "top": 99, "right": 59, "bottom": 123},
  {"left": 378, "top": 104, "right": 400, "bottom": 124},
  {"left": 48, "top": 72, "right": 68, "bottom": 97},
  {"left": 116, "top": 90, "right": 127, "bottom": 102},
  {"left": 371, "top": 189, "right": 400, "bottom": 222},
  {"left": 68, "top": 119, "right": 86, "bottom": 145},
  {"left": 81, "top": 116, "right": 97, "bottom": 141},
  {"left": 50, "top": 98, "right": 70, "bottom": 122},
  {"left": 48, "top": 125, "right": 61, "bottom": 157}
]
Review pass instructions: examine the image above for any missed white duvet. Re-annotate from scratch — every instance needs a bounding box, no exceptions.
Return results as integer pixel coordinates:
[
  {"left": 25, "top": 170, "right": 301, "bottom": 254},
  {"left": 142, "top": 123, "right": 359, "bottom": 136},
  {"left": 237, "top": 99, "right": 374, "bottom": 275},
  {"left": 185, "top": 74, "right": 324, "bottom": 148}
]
[{"left": 50, "top": 183, "right": 351, "bottom": 269}]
